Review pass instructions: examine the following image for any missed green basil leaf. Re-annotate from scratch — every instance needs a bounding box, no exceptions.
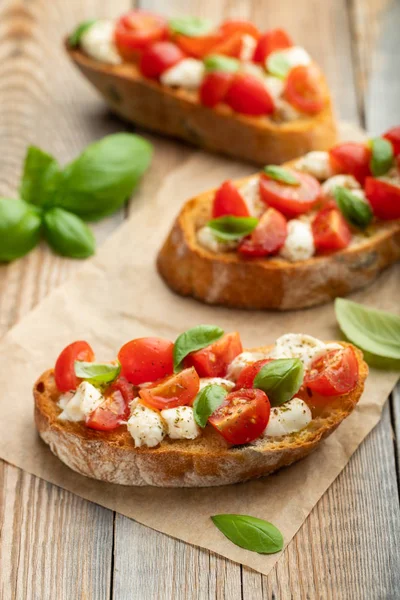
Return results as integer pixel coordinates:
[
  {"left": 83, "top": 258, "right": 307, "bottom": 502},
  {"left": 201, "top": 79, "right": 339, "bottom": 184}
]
[
  {"left": 253, "top": 358, "right": 304, "bottom": 406},
  {"left": 203, "top": 54, "right": 240, "bottom": 73},
  {"left": 335, "top": 298, "right": 400, "bottom": 361},
  {"left": 173, "top": 325, "right": 224, "bottom": 372},
  {"left": 334, "top": 187, "right": 373, "bottom": 229},
  {"left": 69, "top": 19, "right": 97, "bottom": 47},
  {"left": 266, "top": 52, "right": 291, "bottom": 79},
  {"left": 74, "top": 361, "right": 121, "bottom": 384},
  {"left": 211, "top": 514, "right": 283, "bottom": 554},
  {"left": 43, "top": 208, "right": 95, "bottom": 259},
  {"left": 263, "top": 165, "right": 300, "bottom": 186},
  {"left": 193, "top": 384, "right": 228, "bottom": 427},
  {"left": 55, "top": 133, "right": 152, "bottom": 221},
  {"left": 369, "top": 137, "right": 394, "bottom": 177},
  {"left": 20, "top": 146, "right": 61, "bottom": 207},
  {"left": 0, "top": 198, "right": 42, "bottom": 262},
  {"left": 208, "top": 216, "right": 258, "bottom": 241},
  {"left": 169, "top": 16, "right": 213, "bottom": 38}
]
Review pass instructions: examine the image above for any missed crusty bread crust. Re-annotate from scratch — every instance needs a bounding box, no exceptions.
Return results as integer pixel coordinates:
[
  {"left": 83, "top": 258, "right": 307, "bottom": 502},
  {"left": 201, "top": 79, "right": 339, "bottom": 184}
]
[
  {"left": 66, "top": 45, "right": 338, "bottom": 165},
  {"left": 157, "top": 172, "right": 400, "bottom": 310},
  {"left": 34, "top": 344, "right": 367, "bottom": 487}
]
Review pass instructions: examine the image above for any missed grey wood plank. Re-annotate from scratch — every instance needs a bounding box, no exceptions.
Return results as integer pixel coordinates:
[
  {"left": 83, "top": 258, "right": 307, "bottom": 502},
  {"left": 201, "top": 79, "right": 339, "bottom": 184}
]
[{"left": 392, "top": 385, "right": 400, "bottom": 482}]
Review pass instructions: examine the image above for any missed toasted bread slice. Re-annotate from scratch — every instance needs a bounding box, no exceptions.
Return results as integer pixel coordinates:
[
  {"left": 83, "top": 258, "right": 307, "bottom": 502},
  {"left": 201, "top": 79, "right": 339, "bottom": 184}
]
[
  {"left": 34, "top": 343, "right": 367, "bottom": 487},
  {"left": 157, "top": 172, "right": 400, "bottom": 310},
  {"left": 66, "top": 45, "right": 337, "bottom": 165}
]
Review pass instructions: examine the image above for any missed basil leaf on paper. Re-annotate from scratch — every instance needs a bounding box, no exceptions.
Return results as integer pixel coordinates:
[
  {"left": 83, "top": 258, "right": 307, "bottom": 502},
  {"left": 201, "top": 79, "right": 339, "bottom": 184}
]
[
  {"left": 0, "top": 198, "right": 42, "bottom": 262},
  {"left": 75, "top": 361, "right": 121, "bottom": 384},
  {"left": 169, "top": 16, "right": 213, "bottom": 37},
  {"left": 174, "top": 325, "right": 224, "bottom": 372},
  {"left": 69, "top": 20, "right": 97, "bottom": 47},
  {"left": 263, "top": 165, "right": 300, "bottom": 186},
  {"left": 253, "top": 358, "right": 304, "bottom": 406},
  {"left": 369, "top": 137, "right": 394, "bottom": 177},
  {"left": 20, "top": 146, "right": 61, "bottom": 207},
  {"left": 211, "top": 514, "right": 283, "bottom": 554},
  {"left": 208, "top": 216, "right": 258, "bottom": 241},
  {"left": 43, "top": 208, "right": 95, "bottom": 259},
  {"left": 335, "top": 298, "right": 400, "bottom": 361},
  {"left": 193, "top": 385, "right": 228, "bottom": 427},
  {"left": 266, "top": 52, "right": 291, "bottom": 79},
  {"left": 334, "top": 186, "right": 373, "bottom": 229},
  {"left": 55, "top": 134, "right": 153, "bottom": 221},
  {"left": 203, "top": 54, "right": 240, "bottom": 73}
]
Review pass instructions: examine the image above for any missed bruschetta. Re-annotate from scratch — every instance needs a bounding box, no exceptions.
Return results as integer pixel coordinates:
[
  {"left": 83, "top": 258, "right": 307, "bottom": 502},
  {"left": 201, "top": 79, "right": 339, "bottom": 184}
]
[
  {"left": 66, "top": 12, "right": 337, "bottom": 164},
  {"left": 34, "top": 326, "right": 368, "bottom": 487},
  {"left": 157, "top": 127, "right": 400, "bottom": 310}
]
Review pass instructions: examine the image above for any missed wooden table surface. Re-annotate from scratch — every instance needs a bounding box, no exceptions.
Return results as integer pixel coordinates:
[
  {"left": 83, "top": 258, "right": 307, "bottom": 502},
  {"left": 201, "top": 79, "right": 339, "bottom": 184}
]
[{"left": 0, "top": 0, "right": 399, "bottom": 598}]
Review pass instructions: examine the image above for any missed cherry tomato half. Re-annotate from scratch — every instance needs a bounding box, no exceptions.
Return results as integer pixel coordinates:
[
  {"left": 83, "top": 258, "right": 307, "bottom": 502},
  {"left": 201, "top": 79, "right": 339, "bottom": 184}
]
[
  {"left": 259, "top": 170, "right": 321, "bottom": 217},
  {"left": 85, "top": 378, "right": 133, "bottom": 432},
  {"left": 212, "top": 180, "right": 250, "bottom": 217},
  {"left": 312, "top": 207, "right": 351, "bottom": 251},
  {"left": 184, "top": 332, "right": 243, "bottom": 378},
  {"left": 174, "top": 32, "right": 222, "bottom": 58},
  {"left": 253, "top": 28, "right": 293, "bottom": 63},
  {"left": 284, "top": 65, "right": 326, "bottom": 114},
  {"left": 234, "top": 359, "right": 272, "bottom": 390},
  {"left": 219, "top": 19, "right": 260, "bottom": 39},
  {"left": 211, "top": 32, "right": 251, "bottom": 58},
  {"left": 329, "top": 142, "right": 371, "bottom": 185},
  {"left": 54, "top": 341, "right": 95, "bottom": 393},
  {"left": 383, "top": 126, "right": 400, "bottom": 156},
  {"left": 209, "top": 388, "right": 270, "bottom": 445},
  {"left": 199, "top": 72, "right": 234, "bottom": 108},
  {"left": 139, "top": 367, "right": 200, "bottom": 410},
  {"left": 118, "top": 337, "right": 174, "bottom": 385},
  {"left": 139, "top": 41, "right": 185, "bottom": 79},
  {"left": 238, "top": 208, "right": 287, "bottom": 257},
  {"left": 225, "top": 73, "right": 275, "bottom": 116},
  {"left": 365, "top": 177, "right": 400, "bottom": 220},
  {"left": 305, "top": 347, "right": 359, "bottom": 397},
  {"left": 115, "top": 11, "right": 168, "bottom": 61}
]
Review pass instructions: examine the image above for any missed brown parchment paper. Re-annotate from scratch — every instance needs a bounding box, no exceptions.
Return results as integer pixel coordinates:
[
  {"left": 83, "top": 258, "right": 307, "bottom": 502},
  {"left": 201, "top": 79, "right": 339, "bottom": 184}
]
[{"left": 0, "top": 124, "right": 398, "bottom": 577}]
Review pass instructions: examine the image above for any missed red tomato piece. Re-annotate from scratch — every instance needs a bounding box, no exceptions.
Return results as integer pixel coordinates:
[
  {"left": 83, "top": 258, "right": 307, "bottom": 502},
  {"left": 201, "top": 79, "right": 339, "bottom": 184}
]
[
  {"left": 211, "top": 32, "right": 253, "bottom": 58},
  {"left": 115, "top": 11, "right": 168, "bottom": 61},
  {"left": 86, "top": 378, "right": 133, "bottom": 432},
  {"left": 284, "top": 65, "right": 326, "bottom": 114},
  {"left": 118, "top": 337, "right": 174, "bottom": 385},
  {"left": 184, "top": 332, "right": 243, "bottom": 378},
  {"left": 312, "top": 207, "right": 352, "bottom": 251},
  {"left": 365, "top": 177, "right": 400, "bottom": 220},
  {"left": 238, "top": 208, "right": 287, "bottom": 257},
  {"left": 139, "top": 368, "right": 200, "bottom": 410},
  {"left": 139, "top": 41, "right": 185, "bottom": 78},
  {"left": 212, "top": 180, "right": 250, "bottom": 217},
  {"left": 209, "top": 388, "right": 270, "bottom": 445},
  {"left": 219, "top": 19, "right": 260, "bottom": 39},
  {"left": 329, "top": 142, "right": 371, "bottom": 185},
  {"left": 54, "top": 341, "right": 95, "bottom": 393},
  {"left": 259, "top": 170, "right": 321, "bottom": 217},
  {"left": 199, "top": 72, "right": 234, "bottom": 108},
  {"left": 253, "top": 28, "right": 293, "bottom": 63},
  {"left": 174, "top": 33, "right": 222, "bottom": 58},
  {"left": 305, "top": 347, "right": 359, "bottom": 397},
  {"left": 234, "top": 359, "right": 272, "bottom": 390},
  {"left": 383, "top": 126, "right": 400, "bottom": 156},
  {"left": 225, "top": 73, "right": 275, "bottom": 116}
]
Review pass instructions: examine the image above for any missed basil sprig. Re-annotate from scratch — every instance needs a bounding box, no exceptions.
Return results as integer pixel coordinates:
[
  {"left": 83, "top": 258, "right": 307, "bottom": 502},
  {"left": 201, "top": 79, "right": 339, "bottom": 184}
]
[
  {"left": 193, "top": 384, "right": 227, "bottom": 427},
  {"left": 20, "top": 146, "right": 61, "bottom": 207},
  {"left": 335, "top": 298, "right": 400, "bottom": 365},
  {"left": 43, "top": 208, "right": 95, "bottom": 259},
  {"left": 75, "top": 361, "right": 121, "bottom": 384},
  {"left": 203, "top": 54, "right": 240, "bottom": 73},
  {"left": 208, "top": 216, "right": 258, "bottom": 241},
  {"left": 369, "top": 137, "right": 394, "bottom": 177},
  {"left": 211, "top": 514, "right": 283, "bottom": 554},
  {"left": 266, "top": 52, "right": 291, "bottom": 79},
  {"left": 173, "top": 325, "right": 224, "bottom": 372},
  {"left": 69, "top": 20, "right": 97, "bottom": 47},
  {"left": 169, "top": 16, "right": 213, "bottom": 38},
  {"left": 334, "top": 187, "right": 373, "bottom": 229},
  {"left": 0, "top": 198, "right": 42, "bottom": 262},
  {"left": 263, "top": 165, "right": 300, "bottom": 186},
  {"left": 253, "top": 359, "right": 304, "bottom": 406}
]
